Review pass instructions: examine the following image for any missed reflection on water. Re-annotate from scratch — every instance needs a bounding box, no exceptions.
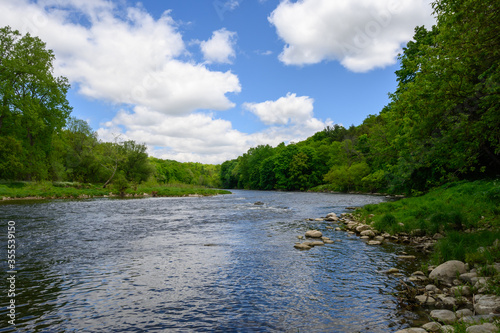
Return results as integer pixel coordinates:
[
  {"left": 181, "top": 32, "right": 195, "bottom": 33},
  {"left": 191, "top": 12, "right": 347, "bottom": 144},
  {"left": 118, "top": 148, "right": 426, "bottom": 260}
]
[{"left": 1, "top": 191, "right": 420, "bottom": 332}]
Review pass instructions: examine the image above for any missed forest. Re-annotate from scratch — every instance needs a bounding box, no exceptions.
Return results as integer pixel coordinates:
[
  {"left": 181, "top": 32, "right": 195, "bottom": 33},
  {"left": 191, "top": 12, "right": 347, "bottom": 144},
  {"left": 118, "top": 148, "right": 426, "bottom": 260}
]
[
  {"left": 1, "top": 0, "right": 499, "bottom": 196},
  {"left": 221, "top": 0, "right": 499, "bottom": 195}
]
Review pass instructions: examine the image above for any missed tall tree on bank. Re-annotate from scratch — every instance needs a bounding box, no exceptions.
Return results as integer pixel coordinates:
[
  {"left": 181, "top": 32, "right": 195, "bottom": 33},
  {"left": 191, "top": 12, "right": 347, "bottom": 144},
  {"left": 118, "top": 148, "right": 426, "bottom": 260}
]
[
  {"left": 0, "top": 26, "right": 72, "bottom": 180},
  {"left": 389, "top": 0, "right": 500, "bottom": 191}
]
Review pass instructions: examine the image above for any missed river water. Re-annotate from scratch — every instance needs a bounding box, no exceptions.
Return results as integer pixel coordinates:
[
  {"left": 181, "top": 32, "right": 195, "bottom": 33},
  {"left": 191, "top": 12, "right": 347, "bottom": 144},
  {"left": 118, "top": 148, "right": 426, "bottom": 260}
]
[{"left": 1, "top": 190, "right": 423, "bottom": 332}]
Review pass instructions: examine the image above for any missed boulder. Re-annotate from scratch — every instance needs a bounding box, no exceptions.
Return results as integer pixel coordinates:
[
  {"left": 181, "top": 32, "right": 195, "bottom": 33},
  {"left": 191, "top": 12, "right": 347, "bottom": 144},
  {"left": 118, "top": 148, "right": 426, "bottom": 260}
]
[
  {"left": 305, "top": 230, "right": 323, "bottom": 238},
  {"left": 465, "top": 323, "right": 499, "bottom": 333},
  {"left": 309, "top": 241, "right": 325, "bottom": 246},
  {"left": 324, "top": 240, "right": 335, "bottom": 244},
  {"left": 429, "top": 260, "right": 467, "bottom": 285},
  {"left": 385, "top": 268, "right": 400, "bottom": 274},
  {"left": 474, "top": 295, "right": 500, "bottom": 315},
  {"left": 430, "top": 309, "right": 457, "bottom": 324},
  {"left": 368, "top": 240, "right": 382, "bottom": 245}
]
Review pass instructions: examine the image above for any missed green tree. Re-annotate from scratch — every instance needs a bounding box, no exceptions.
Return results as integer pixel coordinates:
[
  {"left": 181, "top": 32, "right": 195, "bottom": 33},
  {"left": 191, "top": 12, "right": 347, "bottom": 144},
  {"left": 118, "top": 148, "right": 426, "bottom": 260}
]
[{"left": 0, "top": 26, "right": 72, "bottom": 180}]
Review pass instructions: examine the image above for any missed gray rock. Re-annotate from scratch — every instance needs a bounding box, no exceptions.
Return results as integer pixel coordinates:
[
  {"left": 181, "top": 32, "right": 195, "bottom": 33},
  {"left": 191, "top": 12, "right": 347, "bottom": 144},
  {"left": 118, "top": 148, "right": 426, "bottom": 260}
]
[
  {"left": 441, "top": 326, "right": 455, "bottom": 333},
  {"left": 305, "top": 230, "right": 322, "bottom": 238},
  {"left": 416, "top": 294, "right": 436, "bottom": 305},
  {"left": 451, "top": 285, "right": 472, "bottom": 297},
  {"left": 309, "top": 241, "right": 325, "bottom": 246},
  {"left": 459, "top": 273, "right": 477, "bottom": 284},
  {"left": 430, "top": 309, "right": 457, "bottom": 324},
  {"left": 429, "top": 260, "right": 467, "bottom": 285},
  {"left": 368, "top": 240, "right": 382, "bottom": 245},
  {"left": 465, "top": 323, "right": 499, "bottom": 333},
  {"left": 426, "top": 284, "right": 439, "bottom": 293},
  {"left": 324, "top": 240, "right": 334, "bottom": 244},
  {"left": 456, "top": 309, "right": 473, "bottom": 318},
  {"left": 421, "top": 322, "right": 442, "bottom": 332},
  {"left": 474, "top": 295, "right": 500, "bottom": 315}
]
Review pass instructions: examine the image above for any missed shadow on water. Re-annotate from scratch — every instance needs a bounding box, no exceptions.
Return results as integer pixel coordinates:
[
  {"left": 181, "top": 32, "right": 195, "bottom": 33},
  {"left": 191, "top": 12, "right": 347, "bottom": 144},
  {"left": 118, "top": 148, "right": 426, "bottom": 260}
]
[{"left": 0, "top": 191, "right": 427, "bottom": 332}]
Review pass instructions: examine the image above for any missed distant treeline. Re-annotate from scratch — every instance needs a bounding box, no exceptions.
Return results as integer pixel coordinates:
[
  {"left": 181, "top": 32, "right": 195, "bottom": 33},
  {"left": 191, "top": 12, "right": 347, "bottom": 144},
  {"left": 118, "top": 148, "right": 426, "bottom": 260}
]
[{"left": 221, "top": 0, "right": 499, "bottom": 194}]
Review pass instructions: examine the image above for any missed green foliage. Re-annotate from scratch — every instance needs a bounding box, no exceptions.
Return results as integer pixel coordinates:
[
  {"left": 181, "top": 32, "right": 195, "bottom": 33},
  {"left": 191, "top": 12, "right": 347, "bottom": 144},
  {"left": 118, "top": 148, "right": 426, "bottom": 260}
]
[{"left": 150, "top": 157, "right": 221, "bottom": 188}]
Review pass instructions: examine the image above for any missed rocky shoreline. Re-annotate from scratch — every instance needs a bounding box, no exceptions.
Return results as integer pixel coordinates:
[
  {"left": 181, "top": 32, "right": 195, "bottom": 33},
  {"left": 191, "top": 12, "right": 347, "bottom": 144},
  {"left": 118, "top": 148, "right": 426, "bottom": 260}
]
[{"left": 294, "top": 212, "right": 500, "bottom": 332}]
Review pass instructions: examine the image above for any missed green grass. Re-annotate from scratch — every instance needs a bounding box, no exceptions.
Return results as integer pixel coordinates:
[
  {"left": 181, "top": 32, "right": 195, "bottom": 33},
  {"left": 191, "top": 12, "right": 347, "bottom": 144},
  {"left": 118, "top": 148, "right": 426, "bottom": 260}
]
[
  {"left": 0, "top": 180, "right": 231, "bottom": 200},
  {"left": 358, "top": 179, "right": 500, "bottom": 265}
]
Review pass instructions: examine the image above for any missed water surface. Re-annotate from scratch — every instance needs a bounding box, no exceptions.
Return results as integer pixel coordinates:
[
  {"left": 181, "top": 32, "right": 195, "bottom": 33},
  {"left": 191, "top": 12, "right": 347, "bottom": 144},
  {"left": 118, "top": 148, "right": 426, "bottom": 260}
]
[{"left": 1, "top": 191, "right": 420, "bottom": 332}]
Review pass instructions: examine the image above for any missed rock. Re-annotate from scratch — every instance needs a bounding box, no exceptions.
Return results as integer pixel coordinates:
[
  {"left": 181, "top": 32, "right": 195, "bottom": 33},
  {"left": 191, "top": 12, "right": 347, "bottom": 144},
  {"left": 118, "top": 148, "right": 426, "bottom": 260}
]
[
  {"left": 398, "top": 255, "right": 416, "bottom": 260},
  {"left": 394, "top": 328, "right": 427, "bottom": 333},
  {"left": 356, "top": 225, "right": 371, "bottom": 233},
  {"left": 429, "top": 260, "right": 467, "bottom": 285},
  {"left": 385, "top": 268, "right": 400, "bottom": 274},
  {"left": 324, "top": 240, "right": 334, "bottom": 244},
  {"left": 254, "top": 201, "right": 264, "bottom": 205},
  {"left": 456, "top": 309, "right": 473, "bottom": 318},
  {"left": 325, "top": 213, "right": 338, "bottom": 221},
  {"left": 459, "top": 272, "right": 478, "bottom": 284},
  {"left": 335, "top": 227, "right": 341, "bottom": 231},
  {"left": 309, "top": 241, "right": 325, "bottom": 246},
  {"left": 297, "top": 235, "right": 304, "bottom": 239},
  {"left": 360, "top": 230, "right": 375, "bottom": 238},
  {"left": 462, "top": 314, "right": 500, "bottom": 324},
  {"left": 465, "top": 323, "right": 499, "bottom": 333},
  {"left": 305, "top": 230, "right": 323, "bottom": 238},
  {"left": 368, "top": 240, "right": 382, "bottom": 245},
  {"left": 433, "top": 233, "right": 444, "bottom": 240},
  {"left": 374, "top": 236, "right": 385, "bottom": 242},
  {"left": 422, "top": 322, "right": 442, "bottom": 332},
  {"left": 451, "top": 285, "right": 472, "bottom": 297},
  {"left": 416, "top": 294, "right": 436, "bottom": 305},
  {"left": 430, "top": 309, "right": 457, "bottom": 324},
  {"left": 426, "top": 284, "right": 439, "bottom": 293},
  {"left": 474, "top": 295, "right": 500, "bottom": 315},
  {"left": 294, "top": 243, "right": 311, "bottom": 250},
  {"left": 441, "top": 326, "right": 455, "bottom": 333},
  {"left": 314, "top": 218, "right": 324, "bottom": 221}
]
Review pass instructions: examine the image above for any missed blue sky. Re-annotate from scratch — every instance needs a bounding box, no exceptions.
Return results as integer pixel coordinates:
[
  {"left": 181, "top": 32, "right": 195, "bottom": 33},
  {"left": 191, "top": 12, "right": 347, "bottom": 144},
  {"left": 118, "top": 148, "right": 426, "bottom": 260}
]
[{"left": 1, "top": 0, "right": 435, "bottom": 163}]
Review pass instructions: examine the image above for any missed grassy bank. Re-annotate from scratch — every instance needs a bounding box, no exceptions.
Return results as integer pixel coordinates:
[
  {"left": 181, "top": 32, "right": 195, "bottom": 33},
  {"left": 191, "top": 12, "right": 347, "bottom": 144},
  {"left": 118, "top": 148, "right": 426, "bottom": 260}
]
[
  {"left": 0, "top": 181, "right": 231, "bottom": 200},
  {"left": 357, "top": 180, "right": 500, "bottom": 265}
]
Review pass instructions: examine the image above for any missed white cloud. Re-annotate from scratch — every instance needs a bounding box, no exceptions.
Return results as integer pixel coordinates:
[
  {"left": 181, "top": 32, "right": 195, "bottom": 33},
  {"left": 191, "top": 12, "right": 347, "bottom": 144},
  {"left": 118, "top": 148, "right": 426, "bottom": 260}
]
[
  {"left": 243, "top": 93, "right": 314, "bottom": 125},
  {"left": 98, "top": 101, "right": 332, "bottom": 163},
  {"left": 200, "top": 28, "right": 237, "bottom": 64},
  {"left": 269, "top": 0, "right": 436, "bottom": 72},
  {"left": 0, "top": 0, "right": 241, "bottom": 114}
]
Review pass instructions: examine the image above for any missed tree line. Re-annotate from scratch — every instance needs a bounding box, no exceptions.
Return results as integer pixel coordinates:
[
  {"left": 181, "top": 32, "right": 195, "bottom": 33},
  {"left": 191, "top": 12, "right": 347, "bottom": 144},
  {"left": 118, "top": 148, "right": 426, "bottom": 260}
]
[
  {"left": 221, "top": 0, "right": 499, "bottom": 194},
  {"left": 0, "top": 26, "right": 221, "bottom": 188}
]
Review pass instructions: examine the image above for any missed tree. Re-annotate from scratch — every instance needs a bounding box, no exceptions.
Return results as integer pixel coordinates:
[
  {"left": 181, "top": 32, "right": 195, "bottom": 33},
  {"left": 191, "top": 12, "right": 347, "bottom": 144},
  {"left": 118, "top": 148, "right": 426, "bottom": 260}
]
[{"left": 0, "top": 26, "right": 72, "bottom": 180}]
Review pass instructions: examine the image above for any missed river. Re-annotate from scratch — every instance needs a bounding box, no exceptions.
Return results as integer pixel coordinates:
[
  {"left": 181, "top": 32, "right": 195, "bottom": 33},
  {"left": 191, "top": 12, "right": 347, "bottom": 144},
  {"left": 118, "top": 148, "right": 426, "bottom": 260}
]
[{"left": 0, "top": 190, "right": 423, "bottom": 332}]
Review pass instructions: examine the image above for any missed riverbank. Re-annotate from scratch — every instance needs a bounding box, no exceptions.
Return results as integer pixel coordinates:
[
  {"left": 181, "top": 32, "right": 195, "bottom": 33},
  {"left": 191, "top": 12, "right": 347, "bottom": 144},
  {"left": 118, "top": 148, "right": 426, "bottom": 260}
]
[
  {"left": 0, "top": 181, "right": 231, "bottom": 201},
  {"left": 333, "top": 211, "right": 500, "bottom": 332}
]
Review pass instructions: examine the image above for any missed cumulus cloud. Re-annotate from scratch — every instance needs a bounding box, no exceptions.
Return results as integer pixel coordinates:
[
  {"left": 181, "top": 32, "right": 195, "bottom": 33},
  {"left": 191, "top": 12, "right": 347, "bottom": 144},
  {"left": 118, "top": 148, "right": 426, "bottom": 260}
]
[
  {"left": 269, "top": 0, "right": 436, "bottom": 72},
  {"left": 0, "top": 0, "right": 241, "bottom": 114},
  {"left": 200, "top": 28, "right": 237, "bottom": 64},
  {"left": 244, "top": 93, "right": 314, "bottom": 125},
  {"left": 98, "top": 98, "right": 332, "bottom": 163}
]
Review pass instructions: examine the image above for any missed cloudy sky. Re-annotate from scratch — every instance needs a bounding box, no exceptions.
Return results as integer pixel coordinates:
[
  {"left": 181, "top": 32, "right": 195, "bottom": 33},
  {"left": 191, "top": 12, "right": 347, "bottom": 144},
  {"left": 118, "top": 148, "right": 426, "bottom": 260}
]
[{"left": 0, "top": 0, "right": 436, "bottom": 164}]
